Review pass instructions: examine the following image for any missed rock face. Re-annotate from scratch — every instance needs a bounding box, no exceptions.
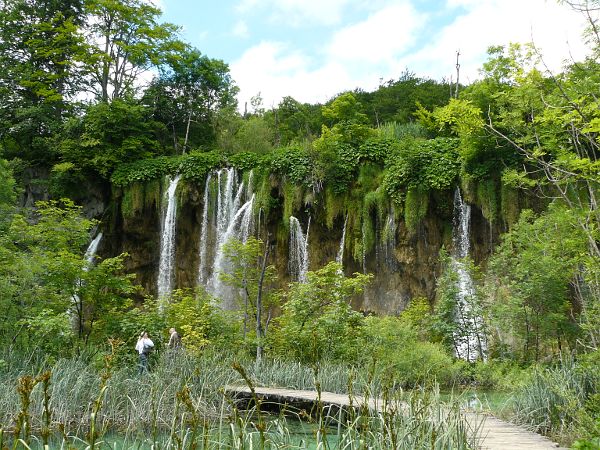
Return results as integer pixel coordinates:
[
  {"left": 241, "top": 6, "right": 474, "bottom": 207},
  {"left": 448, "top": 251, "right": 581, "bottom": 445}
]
[{"left": 101, "top": 174, "right": 499, "bottom": 314}]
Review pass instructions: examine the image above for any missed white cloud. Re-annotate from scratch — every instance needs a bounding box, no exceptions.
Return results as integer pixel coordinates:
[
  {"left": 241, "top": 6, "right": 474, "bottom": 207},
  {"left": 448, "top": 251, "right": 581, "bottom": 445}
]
[
  {"left": 327, "top": 3, "right": 424, "bottom": 64},
  {"left": 231, "top": 42, "right": 364, "bottom": 108},
  {"left": 231, "top": 0, "right": 591, "bottom": 108},
  {"left": 236, "top": 0, "right": 367, "bottom": 26},
  {"left": 398, "top": 0, "right": 590, "bottom": 83},
  {"left": 233, "top": 20, "right": 249, "bottom": 38}
]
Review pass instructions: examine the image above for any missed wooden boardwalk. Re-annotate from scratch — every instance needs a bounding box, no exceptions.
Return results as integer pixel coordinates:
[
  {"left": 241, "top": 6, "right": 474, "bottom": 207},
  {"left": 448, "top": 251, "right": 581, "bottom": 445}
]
[{"left": 226, "top": 386, "right": 565, "bottom": 450}]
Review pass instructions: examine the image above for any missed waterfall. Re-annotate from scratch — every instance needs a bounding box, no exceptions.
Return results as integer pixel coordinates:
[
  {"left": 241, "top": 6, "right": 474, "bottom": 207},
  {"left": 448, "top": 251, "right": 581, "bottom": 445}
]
[
  {"left": 71, "top": 232, "right": 103, "bottom": 327},
  {"left": 197, "top": 174, "right": 212, "bottom": 285},
  {"left": 84, "top": 232, "right": 103, "bottom": 268},
  {"left": 196, "top": 168, "right": 256, "bottom": 307},
  {"left": 382, "top": 208, "right": 397, "bottom": 269},
  {"left": 289, "top": 216, "right": 310, "bottom": 282},
  {"left": 157, "top": 174, "right": 181, "bottom": 301},
  {"left": 452, "top": 188, "right": 487, "bottom": 362},
  {"left": 336, "top": 215, "right": 347, "bottom": 266},
  {"left": 209, "top": 195, "right": 255, "bottom": 304}
]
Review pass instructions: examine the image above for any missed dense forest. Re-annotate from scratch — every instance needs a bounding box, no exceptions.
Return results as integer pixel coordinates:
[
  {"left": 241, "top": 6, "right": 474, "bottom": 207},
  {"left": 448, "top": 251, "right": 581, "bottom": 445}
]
[{"left": 0, "top": 0, "right": 599, "bottom": 448}]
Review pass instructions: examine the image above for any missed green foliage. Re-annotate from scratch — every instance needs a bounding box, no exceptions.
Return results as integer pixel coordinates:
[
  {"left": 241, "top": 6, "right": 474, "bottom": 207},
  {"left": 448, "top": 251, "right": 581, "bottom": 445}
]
[
  {"left": 228, "top": 151, "right": 262, "bottom": 171},
  {"left": 487, "top": 205, "right": 588, "bottom": 361},
  {"left": 112, "top": 156, "right": 181, "bottom": 186},
  {"left": 404, "top": 186, "right": 429, "bottom": 232},
  {"left": 146, "top": 46, "right": 238, "bottom": 151},
  {"left": 220, "top": 238, "right": 277, "bottom": 353},
  {"left": 0, "top": 159, "right": 16, "bottom": 209},
  {"left": 0, "top": 200, "right": 137, "bottom": 352},
  {"left": 60, "top": 99, "right": 165, "bottom": 177},
  {"left": 475, "top": 178, "right": 499, "bottom": 223},
  {"left": 268, "top": 144, "right": 312, "bottom": 186},
  {"left": 357, "top": 137, "right": 398, "bottom": 163},
  {"left": 383, "top": 137, "right": 460, "bottom": 205},
  {"left": 176, "top": 151, "right": 224, "bottom": 181},
  {"left": 111, "top": 151, "right": 223, "bottom": 186},
  {"left": 85, "top": 0, "right": 182, "bottom": 102},
  {"left": 512, "top": 356, "right": 600, "bottom": 444},
  {"left": 355, "top": 71, "right": 452, "bottom": 125},
  {"left": 270, "top": 262, "right": 372, "bottom": 364},
  {"left": 229, "top": 116, "right": 274, "bottom": 154},
  {"left": 360, "top": 316, "right": 455, "bottom": 388},
  {"left": 377, "top": 121, "right": 428, "bottom": 140},
  {"left": 163, "top": 289, "right": 237, "bottom": 354}
]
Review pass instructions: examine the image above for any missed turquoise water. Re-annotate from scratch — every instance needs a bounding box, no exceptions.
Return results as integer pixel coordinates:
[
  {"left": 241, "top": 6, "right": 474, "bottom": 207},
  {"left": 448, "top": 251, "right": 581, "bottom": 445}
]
[{"left": 24, "top": 418, "right": 339, "bottom": 449}]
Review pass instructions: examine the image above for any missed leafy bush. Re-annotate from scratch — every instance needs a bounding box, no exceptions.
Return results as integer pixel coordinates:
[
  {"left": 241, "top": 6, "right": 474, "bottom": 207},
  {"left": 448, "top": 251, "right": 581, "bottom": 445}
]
[
  {"left": 111, "top": 151, "right": 223, "bottom": 186},
  {"left": 360, "top": 316, "right": 456, "bottom": 388},
  {"left": 228, "top": 151, "right": 262, "bottom": 171},
  {"left": 111, "top": 156, "right": 182, "bottom": 186},
  {"left": 383, "top": 137, "right": 460, "bottom": 205},
  {"left": 269, "top": 262, "right": 372, "bottom": 364},
  {"left": 176, "top": 151, "right": 224, "bottom": 181},
  {"left": 357, "top": 137, "right": 398, "bottom": 163},
  {"left": 268, "top": 144, "right": 313, "bottom": 185}
]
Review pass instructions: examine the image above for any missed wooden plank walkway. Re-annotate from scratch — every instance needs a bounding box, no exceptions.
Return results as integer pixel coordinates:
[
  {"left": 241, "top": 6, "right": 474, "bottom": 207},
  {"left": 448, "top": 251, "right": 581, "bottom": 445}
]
[{"left": 226, "top": 386, "right": 565, "bottom": 450}]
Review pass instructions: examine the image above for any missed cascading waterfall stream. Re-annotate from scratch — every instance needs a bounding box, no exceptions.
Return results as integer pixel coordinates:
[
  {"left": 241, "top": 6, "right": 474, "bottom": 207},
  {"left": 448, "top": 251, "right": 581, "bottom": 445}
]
[
  {"left": 197, "top": 168, "right": 255, "bottom": 307},
  {"left": 157, "top": 174, "right": 181, "bottom": 302},
  {"left": 198, "top": 174, "right": 212, "bottom": 285},
  {"left": 289, "top": 216, "right": 310, "bottom": 282},
  {"left": 452, "top": 188, "right": 487, "bottom": 361}
]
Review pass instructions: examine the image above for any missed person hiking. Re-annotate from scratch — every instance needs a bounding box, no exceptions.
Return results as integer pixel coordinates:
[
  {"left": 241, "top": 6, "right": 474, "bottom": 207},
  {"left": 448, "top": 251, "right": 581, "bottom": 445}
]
[
  {"left": 135, "top": 331, "right": 154, "bottom": 374},
  {"left": 168, "top": 327, "right": 182, "bottom": 350}
]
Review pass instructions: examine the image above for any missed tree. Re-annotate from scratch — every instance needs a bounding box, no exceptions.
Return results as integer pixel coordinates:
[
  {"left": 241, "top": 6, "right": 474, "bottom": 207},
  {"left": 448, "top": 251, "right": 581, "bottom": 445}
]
[
  {"left": 220, "top": 237, "right": 277, "bottom": 359},
  {"left": 84, "top": 0, "right": 182, "bottom": 102},
  {"left": 270, "top": 262, "right": 371, "bottom": 364},
  {"left": 486, "top": 206, "right": 587, "bottom": 360},
  {"left": 59, "top": 98, "right": 165, "bottom": 177},
  {"left": 144, "top": 47, "right": 238, "bottom": 152},
  {"left": 0, "top": 199, "right": 137, "bottom": 352},
  {"left": 0, "top": 0, "right": 89, "bottom": 164}
]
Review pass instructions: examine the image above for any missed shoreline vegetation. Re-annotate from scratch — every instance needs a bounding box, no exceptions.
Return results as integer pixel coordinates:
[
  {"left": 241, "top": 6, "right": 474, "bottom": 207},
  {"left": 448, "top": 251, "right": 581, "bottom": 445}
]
[
  {"left": 1, "top": 351, "right": 482, "bottom": 449},
  {"left": 1, "top": 349, "right": 598, "bottom": 448}
]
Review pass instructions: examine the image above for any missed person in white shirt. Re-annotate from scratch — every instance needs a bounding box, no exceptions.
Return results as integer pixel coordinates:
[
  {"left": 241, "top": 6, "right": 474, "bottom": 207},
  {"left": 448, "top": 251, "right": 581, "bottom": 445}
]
[{"left": 135, "top": 331, "right": 154, "bottom": 374}]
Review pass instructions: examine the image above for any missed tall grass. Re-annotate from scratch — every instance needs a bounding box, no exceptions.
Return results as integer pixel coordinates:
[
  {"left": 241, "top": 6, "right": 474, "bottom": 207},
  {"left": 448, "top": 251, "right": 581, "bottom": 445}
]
[
  {"left": 509, "top": 356, "right": 600, "bottom": 444},
  {"left": 0, "top": 350, "right": 481, "bottom": 449}
]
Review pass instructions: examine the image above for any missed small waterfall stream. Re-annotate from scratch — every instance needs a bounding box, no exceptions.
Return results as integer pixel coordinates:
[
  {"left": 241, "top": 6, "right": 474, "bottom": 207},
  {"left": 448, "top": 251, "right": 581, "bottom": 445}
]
[
  {"left": 71, "top": 232, "right": 103, "bottom": 327},
  {"left": 84, "top": 232, "right": 103, "bottom": 268},
  {"left": 336, "top": 215, "right": 348, "bottom": 266},
  {"left": 452, "top": 188, "right": 487, "bottom": 361},
  {"left": 157, "top": 174, "right": 181, "bottom": 300},
  {"left": 289, "top": 216, "right": 310, "bottom": 282}
]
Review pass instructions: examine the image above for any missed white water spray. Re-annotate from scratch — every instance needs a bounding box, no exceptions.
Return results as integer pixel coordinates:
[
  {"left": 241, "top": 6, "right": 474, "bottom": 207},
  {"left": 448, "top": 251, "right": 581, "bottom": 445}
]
[
  {"left": 157, "top": 174, "right": 181, "bottom": 301},
  {"left": 452, "top": 188, "right": 487, "bottom": 361},
  {"left": 336, "top": 215, "right": 348, "bottom": 266},
  {"left": 289, "top": 216, "right": 310, "bottom": 282}
]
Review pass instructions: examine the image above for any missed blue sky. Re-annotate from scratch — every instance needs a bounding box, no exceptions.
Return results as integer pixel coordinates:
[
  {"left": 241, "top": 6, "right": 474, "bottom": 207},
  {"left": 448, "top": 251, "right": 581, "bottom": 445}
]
[{"left": 158, "top": 0, "right": 590, "bottom": 109}]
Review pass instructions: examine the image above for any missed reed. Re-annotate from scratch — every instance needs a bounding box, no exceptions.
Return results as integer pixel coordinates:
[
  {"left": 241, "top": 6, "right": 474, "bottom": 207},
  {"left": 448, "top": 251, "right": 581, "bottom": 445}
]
[{"left": 0, "top": 350, "right": 479, "bottom": 449}]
